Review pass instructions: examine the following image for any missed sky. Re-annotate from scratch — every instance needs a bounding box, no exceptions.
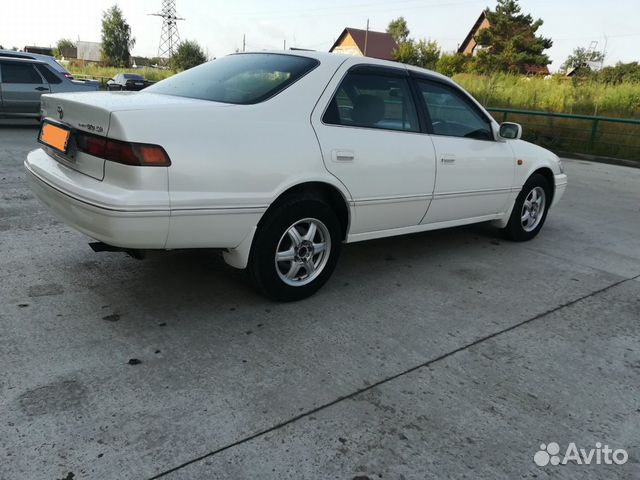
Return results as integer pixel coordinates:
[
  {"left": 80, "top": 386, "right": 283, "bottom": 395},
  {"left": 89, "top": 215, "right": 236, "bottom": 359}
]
[{"left": 1, "top": 0, "right": 639, "bottom": 72}]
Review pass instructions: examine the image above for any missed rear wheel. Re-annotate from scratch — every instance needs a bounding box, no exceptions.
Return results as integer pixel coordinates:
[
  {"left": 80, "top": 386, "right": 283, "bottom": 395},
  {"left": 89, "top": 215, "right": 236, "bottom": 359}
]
[
  {"left": 249, "top": 195, "right": 342, "bottom": 301},
  {"left": 503, "top": 173, "right": 551, "bottom": 241}
]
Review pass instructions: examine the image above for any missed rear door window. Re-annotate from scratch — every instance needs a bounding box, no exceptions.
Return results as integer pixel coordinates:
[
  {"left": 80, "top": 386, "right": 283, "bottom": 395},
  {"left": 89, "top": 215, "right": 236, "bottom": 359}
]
[{"left": 323, "top": 68, "right": 420, "bottom": 133}]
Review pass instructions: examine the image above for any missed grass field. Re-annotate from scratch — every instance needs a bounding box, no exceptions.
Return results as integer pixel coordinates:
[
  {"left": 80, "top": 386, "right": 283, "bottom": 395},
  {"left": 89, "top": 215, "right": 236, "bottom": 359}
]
[
  {"left": 67, "top": 65, "right": 175, "bottom": 83},
  {"left": 453, "top": 73, "right": 640, "bottom": 119}
]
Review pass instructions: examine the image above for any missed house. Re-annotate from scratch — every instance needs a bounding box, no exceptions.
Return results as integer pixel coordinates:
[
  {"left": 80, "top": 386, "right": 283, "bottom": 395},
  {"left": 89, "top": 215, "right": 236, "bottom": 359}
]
[
  {"left": 24, "top": 46, "right": 53, "bottom": 56},
  {"left": 458, "top": 12, "right": 550, "bottom": 75},
  {"left": 329, "top": 27, "right": 398, "bottom": 61},
  {"left": 77, "top": 41, "right": 102, "bottom": 62},
  {"left": 458, "top": 12, "right": 490, "bottom": 56}
]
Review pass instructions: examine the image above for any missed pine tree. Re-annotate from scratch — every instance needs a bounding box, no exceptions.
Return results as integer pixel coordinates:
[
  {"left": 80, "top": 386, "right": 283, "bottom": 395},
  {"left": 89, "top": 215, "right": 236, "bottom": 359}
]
[{"left": 474, "top": 0, "right": 552, "bottom": 74}]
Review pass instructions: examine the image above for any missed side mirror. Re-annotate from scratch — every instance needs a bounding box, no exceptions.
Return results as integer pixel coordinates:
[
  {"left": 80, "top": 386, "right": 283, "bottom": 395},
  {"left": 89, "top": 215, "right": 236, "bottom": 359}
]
[{"left": 499, "top": 122, "right": 523, "bottom": 140}]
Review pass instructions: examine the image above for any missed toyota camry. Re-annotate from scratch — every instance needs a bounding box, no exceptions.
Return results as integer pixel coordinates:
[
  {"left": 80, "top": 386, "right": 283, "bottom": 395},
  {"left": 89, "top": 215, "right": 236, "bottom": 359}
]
[{"left": 25, "top": 51, "right": 567, "bottom": 301}]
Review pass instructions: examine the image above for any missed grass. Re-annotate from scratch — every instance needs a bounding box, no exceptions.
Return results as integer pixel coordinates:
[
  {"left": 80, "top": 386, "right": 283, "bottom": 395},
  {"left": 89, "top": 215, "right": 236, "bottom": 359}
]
[
  {"left": 67, "top": 64, "right": 175, "bottom": 83},
  {"left": 453, "top": 73, "right": 640, "bottom": 119}
]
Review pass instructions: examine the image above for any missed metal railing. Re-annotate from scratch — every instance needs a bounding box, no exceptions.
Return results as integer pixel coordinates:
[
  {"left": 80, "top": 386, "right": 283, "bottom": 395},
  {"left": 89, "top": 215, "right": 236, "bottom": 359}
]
[{"left": 487, "top": 108, "right": 640, "bottom": 162}]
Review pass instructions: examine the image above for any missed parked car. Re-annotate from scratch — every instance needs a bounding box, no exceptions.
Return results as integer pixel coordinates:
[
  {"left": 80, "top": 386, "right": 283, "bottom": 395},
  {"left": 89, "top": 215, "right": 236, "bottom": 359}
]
[
  {"left": 106, "top": 73, "right": 152, "bottom": 91},
  {"left": 0, "top": 49, "right": 73, "bottom": 79},
  {"left": 26, "top": 52, "right": 567, "bottom": 301},
  {"left": 0, "top": 57, "right": 99, "bottom": 118}
]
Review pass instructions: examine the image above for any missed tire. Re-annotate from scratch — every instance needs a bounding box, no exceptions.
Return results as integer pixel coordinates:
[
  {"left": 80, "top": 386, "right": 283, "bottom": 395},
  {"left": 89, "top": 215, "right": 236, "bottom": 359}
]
[
  {"left": 503, "top": 173, "right": 552, "bottom": 242},
  {"left": 249, "top": 195, "right": 342, "bottom": 301}
]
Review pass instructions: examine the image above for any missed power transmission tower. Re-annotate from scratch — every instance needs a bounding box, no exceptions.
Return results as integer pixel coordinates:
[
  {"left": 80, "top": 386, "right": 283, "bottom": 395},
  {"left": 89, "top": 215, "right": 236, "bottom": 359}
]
[{"left": 150, "top": 0, "right": 185, "bottom": 63}]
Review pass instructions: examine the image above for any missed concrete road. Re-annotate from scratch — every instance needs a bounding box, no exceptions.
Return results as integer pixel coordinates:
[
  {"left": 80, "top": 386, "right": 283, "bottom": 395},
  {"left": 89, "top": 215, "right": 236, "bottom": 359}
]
[{"left": 1, "top": 126, "right": 639, "bottom": 480}]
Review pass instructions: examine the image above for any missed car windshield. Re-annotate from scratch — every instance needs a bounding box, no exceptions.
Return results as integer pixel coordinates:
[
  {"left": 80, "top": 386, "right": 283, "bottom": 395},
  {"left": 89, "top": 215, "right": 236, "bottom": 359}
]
[{"left": 146, "top": 53, "right": 319, "bottom": 105}]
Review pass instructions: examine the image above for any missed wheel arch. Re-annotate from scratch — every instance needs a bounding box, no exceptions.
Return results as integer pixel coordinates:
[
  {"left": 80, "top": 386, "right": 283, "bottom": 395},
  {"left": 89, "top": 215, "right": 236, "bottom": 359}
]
[
  {"left": 222, "top": 180, "right": 351, "bottom": 270},
  {"left": 530, "top": 167, "right": 555, "bottom": 204},
  {"left": 260, "top": 181, "right": 351, "bottom": 240}
]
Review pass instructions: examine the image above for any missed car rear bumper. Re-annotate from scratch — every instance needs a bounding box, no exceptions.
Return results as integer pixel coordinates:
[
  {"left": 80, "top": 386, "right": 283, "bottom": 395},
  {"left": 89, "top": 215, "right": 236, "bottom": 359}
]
[
  {"left": 552, "top": 173, "right": 568, "bottom": 207},
  {"left": 25, "top": 149, "right": 170, "bottom": 249}
]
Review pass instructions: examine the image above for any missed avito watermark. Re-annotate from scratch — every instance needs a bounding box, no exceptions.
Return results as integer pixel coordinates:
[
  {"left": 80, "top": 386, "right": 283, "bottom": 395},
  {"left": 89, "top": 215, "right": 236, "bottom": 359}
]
[{"left": 534, "top": 442, "right": 628, "bottom": 467}]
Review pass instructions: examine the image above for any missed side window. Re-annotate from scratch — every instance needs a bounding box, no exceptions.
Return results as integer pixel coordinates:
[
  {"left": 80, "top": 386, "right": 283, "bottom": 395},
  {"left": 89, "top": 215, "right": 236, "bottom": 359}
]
[
  {"left": 0, "top": 62, "right": 43, "bottom": 84},
  {"left": 323, "top": 70, "right": 420, "bottom": 133},
  {"left": 36, "top": 65, "right": 62, "bottom": 84},
  {"left": 416, "top": 80, "right": 493, "bottom": 141}
]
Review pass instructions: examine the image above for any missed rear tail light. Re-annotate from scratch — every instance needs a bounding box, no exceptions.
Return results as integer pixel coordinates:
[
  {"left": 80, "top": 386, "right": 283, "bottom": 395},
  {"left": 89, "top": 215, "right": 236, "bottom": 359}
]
[{"left": 76, "top": 132, "right": 171, "bottom": 167}]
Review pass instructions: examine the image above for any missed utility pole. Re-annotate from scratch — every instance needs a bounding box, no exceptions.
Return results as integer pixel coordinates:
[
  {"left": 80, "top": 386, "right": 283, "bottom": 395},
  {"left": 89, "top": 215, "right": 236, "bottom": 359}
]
[
  {"left": 284, "top": 39, "right": 287, "bottom": 50},
  {"left": 364, "top": 19, "right": 369, "bottom": 57},
  {"left": 150, "top": 0, "right": 185, "bottom": 64},
  {"left": 601, "top": 34, "right": 608, "bottom": 70},
  {"left": 243, "top": 34, "right": 246, "bottom": 52}
]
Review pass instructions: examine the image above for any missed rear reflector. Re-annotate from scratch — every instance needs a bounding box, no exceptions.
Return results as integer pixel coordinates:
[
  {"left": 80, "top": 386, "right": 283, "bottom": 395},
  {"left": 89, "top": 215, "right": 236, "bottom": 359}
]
[{"left": 76, "top": 132, "right": 171, "bottom": 167}]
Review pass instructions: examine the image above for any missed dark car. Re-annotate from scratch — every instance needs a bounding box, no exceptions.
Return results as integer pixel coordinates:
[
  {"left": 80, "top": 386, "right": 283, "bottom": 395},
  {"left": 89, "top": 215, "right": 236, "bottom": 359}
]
[{"left": 106, "top": 73, "right": 152, "bottom": 91}]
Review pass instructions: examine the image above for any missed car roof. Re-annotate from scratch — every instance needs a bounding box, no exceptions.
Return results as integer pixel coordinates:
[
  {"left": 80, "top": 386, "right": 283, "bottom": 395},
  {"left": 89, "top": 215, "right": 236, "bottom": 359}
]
[
  {"left": 0, "top": 49, "right": 52, "bottom": 60},
  {"left": 0, "top": 55, "right": 47, "bottom": 65},
  {"left": 239, "top": 50, "right": 451, "bottom": 84}
]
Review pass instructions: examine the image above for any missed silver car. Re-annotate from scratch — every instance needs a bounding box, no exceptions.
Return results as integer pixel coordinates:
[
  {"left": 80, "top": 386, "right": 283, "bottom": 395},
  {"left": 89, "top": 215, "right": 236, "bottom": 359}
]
[
  {"left": 0, "top": 49, "right": 73, "bottom": 78},
  {"left": 0, "top": 56, "right": 98, "bottom": 118}
]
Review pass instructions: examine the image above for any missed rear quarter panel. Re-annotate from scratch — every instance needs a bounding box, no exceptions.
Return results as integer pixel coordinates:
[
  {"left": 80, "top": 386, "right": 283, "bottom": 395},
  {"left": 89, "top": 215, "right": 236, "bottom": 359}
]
[{"left": 107, "top": 60, "right": 351, "bottom": 248}]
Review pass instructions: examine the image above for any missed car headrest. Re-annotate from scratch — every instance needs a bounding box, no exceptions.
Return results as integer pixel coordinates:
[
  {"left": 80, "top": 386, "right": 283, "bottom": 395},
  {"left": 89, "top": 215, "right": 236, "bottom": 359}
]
[{"left": 352, "top": 94, "right": 385, "bottom": 126}]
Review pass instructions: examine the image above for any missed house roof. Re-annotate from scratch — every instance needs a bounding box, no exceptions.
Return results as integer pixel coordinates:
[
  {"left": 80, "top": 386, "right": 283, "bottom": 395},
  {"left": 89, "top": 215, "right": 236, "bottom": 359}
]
[
  {"left": 524, "top": 64, "right": 550, "bottom": 75},
  {"left": 330, "top": 27, "right": 398, "bottom": 61},
  {"left": 458, "top": 11, "right": 487, "bottom": 54}
]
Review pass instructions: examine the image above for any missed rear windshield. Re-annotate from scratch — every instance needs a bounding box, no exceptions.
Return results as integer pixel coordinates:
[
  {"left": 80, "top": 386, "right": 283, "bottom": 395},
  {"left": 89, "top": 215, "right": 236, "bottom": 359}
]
[
  {"left": 146, "top": 53, "right": 319, "bottom": 105},
  {"left": 124, "top": 74, "right": 143, "bottom": 80}
]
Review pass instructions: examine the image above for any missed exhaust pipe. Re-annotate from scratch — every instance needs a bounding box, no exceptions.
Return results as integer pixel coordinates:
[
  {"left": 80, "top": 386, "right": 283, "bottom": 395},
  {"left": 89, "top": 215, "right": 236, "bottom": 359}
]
[{"left": 89, "top": 242, "right": 146, "bottom": 260}]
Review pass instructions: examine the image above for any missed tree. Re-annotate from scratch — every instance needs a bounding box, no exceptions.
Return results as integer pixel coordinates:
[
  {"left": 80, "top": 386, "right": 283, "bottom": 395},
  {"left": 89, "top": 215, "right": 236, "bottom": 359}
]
[
  {"left": 436, "top": 52, "right": 471, "bottom": 77},
  {"left": 597, "top": 62, "right": 640, "bottom": 84},
  {"left": 473, "top": 0, "right": 552, "bottom": 74},
  {"left": 561, "top": 47, "right": 604, "bottom": 74},
  {"left": 53, "top": 38, "right": 76, "bottom": 59},
  {"left": 101, "top": 5, "right": 135, "bottom": 67},
  {"left": 388, "top": 18, "right": 440, "bottom": 70},
  {"left": 170, "top": 40, "right": 207, "bottom": 71},
  {"left": 387, "top": 17, "right": 410, "bottom": 44}
]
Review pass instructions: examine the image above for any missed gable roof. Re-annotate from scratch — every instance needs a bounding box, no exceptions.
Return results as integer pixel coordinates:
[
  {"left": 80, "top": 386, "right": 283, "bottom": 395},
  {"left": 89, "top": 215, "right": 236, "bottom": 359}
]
[
  {"left": 330, "top": 28, "right": 398, "bottom": 61},
  {"left": 458, "top": 11, "right": 487, "bottom": 54}
]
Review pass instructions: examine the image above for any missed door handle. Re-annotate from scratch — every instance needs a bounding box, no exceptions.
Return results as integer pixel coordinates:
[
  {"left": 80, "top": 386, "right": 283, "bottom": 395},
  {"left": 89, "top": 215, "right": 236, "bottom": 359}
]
[
  {"left": 332, "top": 150, "right": 355, "bottom": 162},
  {"left": 35, "top": 87, "right": 48, "bottom": 91}
]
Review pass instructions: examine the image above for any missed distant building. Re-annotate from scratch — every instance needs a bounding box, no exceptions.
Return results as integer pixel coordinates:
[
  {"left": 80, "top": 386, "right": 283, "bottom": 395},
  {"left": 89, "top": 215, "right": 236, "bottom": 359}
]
[
  {"left": 77, "top": 41, "right": 102, "bottom": 62},
  {"left": 329, "top": 27, "right": 398, "bottom": 61},
  {"left": 59, "top": 47, "right": 78, "bottom": 60},
  {"left": 458, "top": 12, "right": 550, "bottom": 75},
  {"left": 24, "top": 46, "right": 53, "bottom": 56},
  {"left": 458, "top": 12, "right": 490, "bottom": 56}
]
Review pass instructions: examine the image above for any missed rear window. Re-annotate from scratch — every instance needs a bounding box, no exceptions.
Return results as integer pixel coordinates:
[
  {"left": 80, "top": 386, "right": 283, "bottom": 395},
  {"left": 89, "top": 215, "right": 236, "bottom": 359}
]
[
  {"left": 123, "top": 74, "right": 143, "bottom": 80},
  {"left": 36, "top": 65, "right": 62, "bottom": 84},
  {"left": 146, "top": 53, "right": 319, "bottom": 105}
]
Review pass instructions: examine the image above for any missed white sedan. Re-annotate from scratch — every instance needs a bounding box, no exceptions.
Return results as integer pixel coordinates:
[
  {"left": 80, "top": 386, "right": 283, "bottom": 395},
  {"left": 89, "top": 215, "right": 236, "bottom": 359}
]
[{"left": 25, "top": 51, "right": 567, "bottom": 301}]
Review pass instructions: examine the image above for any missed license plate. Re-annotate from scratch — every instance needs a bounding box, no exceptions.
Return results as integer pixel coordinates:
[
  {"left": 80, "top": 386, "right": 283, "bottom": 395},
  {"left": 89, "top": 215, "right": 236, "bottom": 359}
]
[{"left": 39, "top": 122, "right": 71, "bottom": 153}]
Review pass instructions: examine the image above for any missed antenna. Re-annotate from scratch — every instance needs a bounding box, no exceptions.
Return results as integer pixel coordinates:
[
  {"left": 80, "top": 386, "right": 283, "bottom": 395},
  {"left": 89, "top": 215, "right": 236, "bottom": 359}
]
[{"left": 150, "top": 0, "right": 185, "bottom": 63}]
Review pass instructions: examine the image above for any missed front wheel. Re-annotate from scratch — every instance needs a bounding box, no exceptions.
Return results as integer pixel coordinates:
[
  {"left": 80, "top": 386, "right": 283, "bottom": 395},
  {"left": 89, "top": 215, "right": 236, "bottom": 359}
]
[
  {"left": 249, "top": 196, "right": 342, "bottom": 301},
  {"left": 503, "top": 173, "right": 551, "bottom": 241}
]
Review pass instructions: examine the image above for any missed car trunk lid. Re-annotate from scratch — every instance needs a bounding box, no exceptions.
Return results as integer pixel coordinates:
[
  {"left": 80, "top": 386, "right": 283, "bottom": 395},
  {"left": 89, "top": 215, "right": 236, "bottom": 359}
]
[{"left": 40, "top": 93, "right": 115, "bottom": 180}]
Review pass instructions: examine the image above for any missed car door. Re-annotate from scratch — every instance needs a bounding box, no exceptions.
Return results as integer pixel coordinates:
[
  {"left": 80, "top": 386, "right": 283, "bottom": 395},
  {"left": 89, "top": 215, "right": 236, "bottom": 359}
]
[
  {"left": 311, "top": 63, "right": 437, "bottom": 235},
  {"left": 413, "top": 76, "right": 515, "bottom": 224},
  {"left": 0, "top": 61, "right": 49, "bottom": 114}
]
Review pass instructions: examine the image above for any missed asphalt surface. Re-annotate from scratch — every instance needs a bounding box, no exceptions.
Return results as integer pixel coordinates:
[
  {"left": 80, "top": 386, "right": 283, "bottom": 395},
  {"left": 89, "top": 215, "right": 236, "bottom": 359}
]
[{"left": 1, "top": 124, "right": 639, "bottom": 480}]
